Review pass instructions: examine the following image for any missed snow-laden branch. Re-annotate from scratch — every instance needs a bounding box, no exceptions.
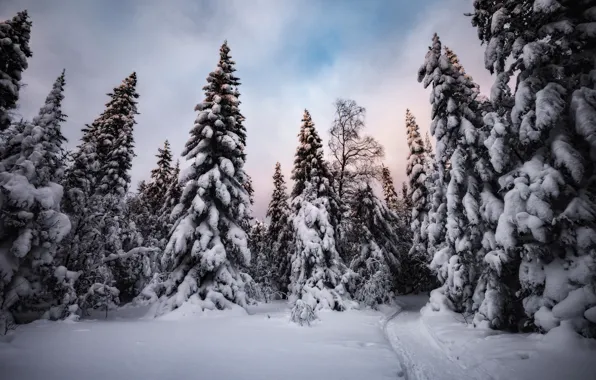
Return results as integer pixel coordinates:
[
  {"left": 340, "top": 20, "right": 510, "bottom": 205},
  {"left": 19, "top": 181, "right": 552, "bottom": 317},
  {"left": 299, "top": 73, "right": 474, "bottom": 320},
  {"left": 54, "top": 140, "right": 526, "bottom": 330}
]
[{"left": 102, "top": 247, "right": 160, "bottom": 264}]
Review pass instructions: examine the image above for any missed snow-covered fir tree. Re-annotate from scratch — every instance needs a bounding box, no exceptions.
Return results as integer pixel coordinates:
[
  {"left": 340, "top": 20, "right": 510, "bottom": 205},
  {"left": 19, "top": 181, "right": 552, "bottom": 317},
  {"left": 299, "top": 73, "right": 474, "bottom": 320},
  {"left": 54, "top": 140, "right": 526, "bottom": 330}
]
[
  {"left": 143, "top": 41, "right": 252, "bottom": 315},
  {"left": 348, "top": 182, "right": 405, "bottom": 307},
  {"left": 422, "top": 131, "right": 444, "bottom": 286},
  {"left": 158, "top": 160, "right": 182, "bottom": 247},
  {"left": 248, "top": 221, "right": 275, "bottom": 300},
  {"left": 399, "top": 182, "right": 412, "bottom": 227},
  {"left": 92, "top": 72, "right": 143, "bottom": 306},
  {"left": 59, "top": 73, "right": 144, "bottom": 313},
  {"left": 405, "top": 109, "right": 435, "bottom": 292},
  {"left": 123, "top": 141, "right": 175, "bottom": 282},
  {"left": 265, "top": 162, "right": 292, "bottom": 296},
  {"left": 418, "top": 35, "right": 488, "bottom": 314},
  {"left": 95, "top": 72, "right": 139, "bottom": 197},
  {"left": 424, "top": 132, "right": 434, "bottom": 160},
  {"left": 470, "top": 0, "right": 596, "bottom": 336},
  {"left": 381, "top": 165, "right": 400, "bottom": 212},
  {"left": 0, "top": 10, "right": 32, "bottom": 131},
  {"left": 288, "top": 109, "right": 353, "bottom": 324},
  {"left": 0, "top": 70, "right": 72, "bottom": 328},
  {"left": 144, "top": 140, "right": 173, "bottom": 213}
]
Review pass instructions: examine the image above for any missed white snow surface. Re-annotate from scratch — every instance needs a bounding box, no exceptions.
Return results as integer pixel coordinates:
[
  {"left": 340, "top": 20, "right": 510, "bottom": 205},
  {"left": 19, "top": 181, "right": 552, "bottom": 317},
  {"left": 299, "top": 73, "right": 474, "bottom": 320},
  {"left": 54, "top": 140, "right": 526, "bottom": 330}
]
[
  {"left": 0, "top": 301, "right": 400, "bottom": 380},
  {"left": 2, "top": 296, "right": 595, "bottom": 380},
  {"left": 386, "top": 295, "right": 596, "bottom": 380}
]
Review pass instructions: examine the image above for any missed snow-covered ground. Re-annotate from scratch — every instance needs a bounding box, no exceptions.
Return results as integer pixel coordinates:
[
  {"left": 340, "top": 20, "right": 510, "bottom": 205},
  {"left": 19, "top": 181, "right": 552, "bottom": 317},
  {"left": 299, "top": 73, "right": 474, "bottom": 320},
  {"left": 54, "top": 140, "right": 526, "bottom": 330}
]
[
  {"left": 0, "top": 301, "right": 400, "bottom": 380},
  {"left": 2, "top": 297, "right": 595, "bottom": 380},
  {"left": 386, "top": 295, "right": 596, "bottom": 380}
]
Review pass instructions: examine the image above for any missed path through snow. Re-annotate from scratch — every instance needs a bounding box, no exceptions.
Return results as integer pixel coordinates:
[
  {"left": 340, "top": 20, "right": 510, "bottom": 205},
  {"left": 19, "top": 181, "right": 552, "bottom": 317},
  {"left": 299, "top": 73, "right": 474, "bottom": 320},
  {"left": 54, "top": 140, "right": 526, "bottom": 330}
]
[
  {"left": 384, "top": 295, "right": 596, "bottom": 380},
  {"left": 383, "top": 296, "right": 493, "bottom": 380}
]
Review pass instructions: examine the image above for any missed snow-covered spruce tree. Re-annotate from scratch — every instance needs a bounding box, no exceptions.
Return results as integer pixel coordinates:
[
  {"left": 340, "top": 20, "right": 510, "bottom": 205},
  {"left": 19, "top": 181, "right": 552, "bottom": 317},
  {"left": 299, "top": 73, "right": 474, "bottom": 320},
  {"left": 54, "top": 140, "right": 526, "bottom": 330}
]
[
  {"left": 266, "top": 162, "right": 292, "bottom": 296},
  {"left": 289, "top": 109, "right": 353, "bottom": 324},
  {"left": 405, "top": 109, "right": 435, "bottom": 292},
  {"left": 470, "top": 0, "right": 596, "bottom": 336},
  {"left": 240, "top": 173, "right": 255, "bottom": 236},
  {"left": 381, "top": 165, "right": 400, "bottom": 212},
  {"left": 348, "top": 181, "right": 405, "bottom": 307},
  {"left": 0, "top": 10, "right": 32, "bottom": 131},
  {"left": 144, "top": 140, "right": 173, "bottom": 213},
  {"left": 158, "top": 160, "right": 183, "bottom": 247},
  {"left": 399, "top": 182, "right": 413, "bottom": 228},
  {"left": 59, "top": 73, "right": 146, "bottom": 312},
  {"left": 248, "top": 220, "right": 274, "bottom": 301},
  {"left": 216, "top": 42, "right": 253, "bottom": 236},
  {"left": 144, "top": 41, "right": 252, "bottom": 314},
  {"left": 91, "top": 72, "right": 144, "bottom": 306},
  {"left": 124, "top": 141, "right": 174, "bottom": 281},
  {"left": 418, "top": 35, "right": 488, "bottom": 314},
  {"left": 424, "top": 132, "right": 434, "bottom": 161},
  {"left": 0, "top": 71, "right": 72, "bottom": 327},
  {"left": 95, "top": 72, "right": 139, "bottom": 196}
]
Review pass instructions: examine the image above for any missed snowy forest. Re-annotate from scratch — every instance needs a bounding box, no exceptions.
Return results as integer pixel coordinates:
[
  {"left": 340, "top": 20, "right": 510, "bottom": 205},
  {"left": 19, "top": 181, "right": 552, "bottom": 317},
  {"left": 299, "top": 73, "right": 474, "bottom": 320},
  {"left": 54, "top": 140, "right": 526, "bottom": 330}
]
[{"left": 1, "top": 0, "right": 596, "bottom": 357}]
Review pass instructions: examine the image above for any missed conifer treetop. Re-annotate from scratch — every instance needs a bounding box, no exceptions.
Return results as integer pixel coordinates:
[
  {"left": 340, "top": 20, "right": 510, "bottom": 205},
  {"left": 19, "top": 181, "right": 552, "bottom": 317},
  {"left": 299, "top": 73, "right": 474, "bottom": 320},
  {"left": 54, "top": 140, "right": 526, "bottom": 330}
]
[
  {"left": 381, "top": 165, "right": 399, "bottom": 211},
  {"left": 443, "top": 46, "right": 464, "bottom": 74},
  {"left": 267, "top": 162, "right": 289, "bottom": 223},
  {"left": 291, "top": 109, "right": 332, "bottom": 199},
  {"left": 145, "top": 139, "right": 174, "bottom": 212},
  {"left": 4, "top": 70, "right": 68, "bottom": 186},
  {"left": 405, "top": 109, "right": 425, "bottom": 156},
  {"left": 95, "top": 72, "right": 140, "bottom": 196},
  {"left": 424, "top": 132, "right": 433, "bottom": 154}
]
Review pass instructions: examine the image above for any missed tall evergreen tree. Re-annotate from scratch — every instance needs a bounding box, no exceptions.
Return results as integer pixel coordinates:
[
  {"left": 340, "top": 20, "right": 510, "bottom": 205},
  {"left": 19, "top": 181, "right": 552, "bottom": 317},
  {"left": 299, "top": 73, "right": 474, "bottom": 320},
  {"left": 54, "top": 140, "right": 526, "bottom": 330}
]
[
  {"left": 405, "top": 109, "right": 435, "bottom": 292},
  {"left": 400, "top": 182, "right": 412, "bottom": 227},
  {"left": 95, "top": 72, "right": 139, "bottom": 197},
  {"left": 418, "top": 35, "right": 487, "bottom": 314},
  {"left": 0, "top": 70, "right": 72, "bottom": 327},
  {"left": 289, "top": 110, "right": 352, "bottom": 324},
  {"left": 381, "top": 165, "right": 400, "bottom": 212},
  {"left": 0, "top": 10, "right": 32, "bottom": 131},
  {"left": 145, "top": 140, "right": 173, "bottom": 213},
  {"left": 266, "top": 162, "right": 292, "bottom": 295},
  {"left": 471, "top": 0, "right": 596, "bottom": 336},
  {"left": 348, "top": 182, "right": 405, "bottom": 307},
  {"left": 145, "top": 41, "right": 252, "bottom": 314},
  {"left": 158, "top": 160, "right": 182, "bottom": 242},
  {"left": 59, "top": 73, "right": 142, "bottom": 312},
  {"left": 248, "top": 220, "right": 273, "bottom": 299}
]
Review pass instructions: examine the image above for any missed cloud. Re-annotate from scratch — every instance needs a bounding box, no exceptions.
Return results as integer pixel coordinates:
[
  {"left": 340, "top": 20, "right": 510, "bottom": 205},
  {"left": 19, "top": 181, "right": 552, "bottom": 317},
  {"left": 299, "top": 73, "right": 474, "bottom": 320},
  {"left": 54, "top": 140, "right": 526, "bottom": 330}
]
[{"left": 0, "top": 0, "right": 493, "bottom": 219}]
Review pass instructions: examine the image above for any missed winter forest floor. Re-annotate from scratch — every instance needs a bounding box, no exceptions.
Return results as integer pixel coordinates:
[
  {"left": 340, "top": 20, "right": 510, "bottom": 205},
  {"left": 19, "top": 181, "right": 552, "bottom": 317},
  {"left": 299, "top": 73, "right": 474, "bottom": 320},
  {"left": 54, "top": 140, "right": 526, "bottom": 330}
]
[{"left": 1, "top": 297, "right": 595, "bottom": 380}]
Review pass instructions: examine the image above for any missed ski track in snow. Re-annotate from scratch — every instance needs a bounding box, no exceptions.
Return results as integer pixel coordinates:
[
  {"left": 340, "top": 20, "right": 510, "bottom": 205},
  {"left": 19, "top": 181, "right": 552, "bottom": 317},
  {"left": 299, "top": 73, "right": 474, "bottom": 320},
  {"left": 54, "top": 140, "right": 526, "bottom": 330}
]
[{"left": 383, "top": 297, "right": 493, "bottom": 380}]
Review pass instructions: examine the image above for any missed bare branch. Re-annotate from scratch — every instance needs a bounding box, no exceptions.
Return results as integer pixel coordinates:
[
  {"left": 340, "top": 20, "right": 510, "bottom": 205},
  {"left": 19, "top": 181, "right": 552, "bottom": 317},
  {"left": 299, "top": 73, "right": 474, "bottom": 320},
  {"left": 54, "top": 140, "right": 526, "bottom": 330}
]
[{"left": 327, "top": 98, "right": 385, "bottom": 199}]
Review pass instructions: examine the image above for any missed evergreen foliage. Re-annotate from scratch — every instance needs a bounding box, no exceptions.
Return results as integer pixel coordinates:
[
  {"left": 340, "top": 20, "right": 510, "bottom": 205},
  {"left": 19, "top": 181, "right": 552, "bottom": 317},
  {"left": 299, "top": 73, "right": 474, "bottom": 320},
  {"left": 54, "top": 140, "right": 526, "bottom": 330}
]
[
  {"left": 266, "top": 162, "right": 292, "bottom": 296},
  {"left": 142, "top": 41, "right": 252, "bottom": 314},
  {"left": 405, "top": 109, "right": 435, "bottom": 292},
  {"left": 348, "top": 182, "right": 405, "bottom": 307},
  {"left": 469, "top": 0, "right": 596, "bottom": 336},
  {"left": 0, "top": 10, "right": 32, "bottom": 131},
  {"left": 289, "top": 110, "right": 353, "bottom": 323},
  {"left": 0, "top": 70, "right": 72, "bottom": 325},
  {"left": 381, "top": 165, "right": 400, "bottom": 212}
]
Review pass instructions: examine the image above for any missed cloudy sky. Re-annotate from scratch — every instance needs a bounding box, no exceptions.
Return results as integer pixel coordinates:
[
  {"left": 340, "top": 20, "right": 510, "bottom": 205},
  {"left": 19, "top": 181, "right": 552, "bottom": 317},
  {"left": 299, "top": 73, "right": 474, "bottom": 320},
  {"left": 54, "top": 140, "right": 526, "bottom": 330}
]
[{"left": 0, "top": 0, "right": 493, "bottom": 218}]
